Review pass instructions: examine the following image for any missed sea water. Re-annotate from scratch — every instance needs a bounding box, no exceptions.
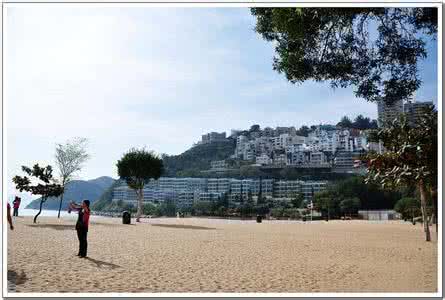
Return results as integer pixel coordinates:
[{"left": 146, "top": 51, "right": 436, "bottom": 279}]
[{"left": 18, "top": 209, "right": 77, "bottom": 219}]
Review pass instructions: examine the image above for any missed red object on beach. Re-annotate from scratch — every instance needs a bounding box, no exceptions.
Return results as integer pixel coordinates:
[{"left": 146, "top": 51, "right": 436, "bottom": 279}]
[
  {"left": 83, "top": 209, "right": 90, "bottom": 228},
  {"left": 13, "top": 198, "right": 21, "bottom": 209}
]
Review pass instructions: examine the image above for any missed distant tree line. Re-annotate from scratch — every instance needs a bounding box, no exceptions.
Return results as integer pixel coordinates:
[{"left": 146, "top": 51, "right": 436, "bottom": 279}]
[
  {"left": 336, "top": 115, "right": 378, "bottom": 130},
  {"left": 296, "top": 115, "right": 378, "bottom": 137},
  {"left": 313, "top": 176, "right": 407, "bottom": 219}
]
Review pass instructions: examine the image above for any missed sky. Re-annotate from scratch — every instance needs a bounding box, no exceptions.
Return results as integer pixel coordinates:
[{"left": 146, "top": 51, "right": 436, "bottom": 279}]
[{"left": 4, "top": 6, "right": 438, "bottom": 203}]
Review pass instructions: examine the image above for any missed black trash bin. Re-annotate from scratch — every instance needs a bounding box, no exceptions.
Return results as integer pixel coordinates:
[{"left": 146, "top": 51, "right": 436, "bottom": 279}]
[
  {"left": 122, "top": 211, "right": 131, "bottom": 224},
  {"left": 302, "top": 216, "right": 306, "bottom": 222},
  {"left": 256, "top": 215, "right": 263, "bottom": 223}
]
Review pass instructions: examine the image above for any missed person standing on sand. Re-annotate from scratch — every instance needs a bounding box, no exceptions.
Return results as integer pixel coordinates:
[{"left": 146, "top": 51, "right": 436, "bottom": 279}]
[
  {"left": 7, "top": 202, "right": 14, "bottom": 230},
  {"left": 12, "top": 196, "right": 21, "bottom": 217},
  {"left": 69, "top": 200, "right": 91, "bottom": 258}
]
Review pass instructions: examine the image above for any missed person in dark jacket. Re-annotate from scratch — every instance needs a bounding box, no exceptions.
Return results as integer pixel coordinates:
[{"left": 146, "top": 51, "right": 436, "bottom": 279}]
[
  {"left": 12, "top": 196, "right": 21, "bottom": 217},
  {"left": 69, "top": 200, "right": 91, "bottom": 258}
]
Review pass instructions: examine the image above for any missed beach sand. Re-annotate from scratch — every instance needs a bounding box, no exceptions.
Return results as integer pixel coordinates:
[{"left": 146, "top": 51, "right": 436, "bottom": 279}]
[{"left": 7, "top": 216, "right": 437, "bottom": 293}]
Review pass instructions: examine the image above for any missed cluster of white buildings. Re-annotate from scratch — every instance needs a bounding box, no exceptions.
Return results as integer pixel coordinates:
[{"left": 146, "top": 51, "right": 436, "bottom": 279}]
[
  {"left": 112, "top": 177, "right": 328, "bottom": 208},
  {"left": 201, "top": 99, "right": 433, "bottom": 174},
  {"left": 229, "top": 125, "right": 369, "bottom": 170}
]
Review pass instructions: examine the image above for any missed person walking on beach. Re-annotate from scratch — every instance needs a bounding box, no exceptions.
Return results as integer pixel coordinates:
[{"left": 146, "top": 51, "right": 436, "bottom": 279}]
[
  {"left": 12, "top": 196, "right": 21, "bottom": 217},
  {"left": 7, "top": 202, "right": 14, "bottom": 230},
  {"left": 69, "top": 200, "right": 91, "bottom": 258}
]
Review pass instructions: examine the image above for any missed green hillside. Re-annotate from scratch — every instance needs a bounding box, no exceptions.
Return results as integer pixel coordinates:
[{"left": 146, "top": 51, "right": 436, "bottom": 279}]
[
  {"left": 91, "top": 180, "right": 123, "bottom": 211},
  {"left": 162, "top": 140, "right": 236, "bottom": 177}
]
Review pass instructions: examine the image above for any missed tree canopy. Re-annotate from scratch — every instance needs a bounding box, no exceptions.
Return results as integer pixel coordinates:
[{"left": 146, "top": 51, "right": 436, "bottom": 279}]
[
  {"left": 336, "top": 114, "right": 378, "bottom": 129},
  {"left": 13, "top": 164, "right": 63, "bottom": 199},
  {"left": 291, "top": 193, "right": 304, "bottom": 209},
  {"left": 117, "top": 148, "right": 164, "bottom": 191},
  {"left": 13, "top": 164, "right": 63, "bottom": 223},
  {"left": 339, "top": 197, "right": 361, "bottom": 216},
  {"left": 394, "top": 197, "right": 421, "bottom": 220},
  {"left": 313, "top": 175, "right": 402, "bottom": 219},
  {"left": 251, "top": 7, "right": 437, "bottom": 104},
  {"left": 296, "top": 125, "right": 310, "bottom": 137},
  {"left": 117, "top": 148, "right": 164, "bottom": 222},
  {"left": 337, "top": 116, "right": 353, "bottom": 128},
  {"left": 365, "top": 106, "right": 437, "bottom": 190}
]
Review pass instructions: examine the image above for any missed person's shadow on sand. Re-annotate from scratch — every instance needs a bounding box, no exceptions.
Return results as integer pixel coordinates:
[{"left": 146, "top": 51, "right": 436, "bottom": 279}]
[
  {"left": 85, "top": 257, "right": 121, "bottom": 270},
  {"left": 27, "top": 223, "right": 131, "bottom": 231},
  {"left": 8, "top": 270, "right": 28, "bottom": 285},
  {"left": 27, "top": 224, "right": 74, "bottom": 231}
]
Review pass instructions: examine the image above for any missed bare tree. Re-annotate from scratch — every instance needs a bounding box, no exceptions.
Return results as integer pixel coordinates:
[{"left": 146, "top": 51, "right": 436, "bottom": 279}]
[{"left": 55, "top": 137, "right": 90, "bottom": 218}]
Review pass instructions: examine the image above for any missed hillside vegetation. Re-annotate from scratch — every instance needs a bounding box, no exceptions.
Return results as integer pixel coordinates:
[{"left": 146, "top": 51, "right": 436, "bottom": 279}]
[
  {"left": 91, "top": 180, "right": 123, "bottom": 211},
  {"left": 162, "top": 140, "right": 236, "bottom": 177}
]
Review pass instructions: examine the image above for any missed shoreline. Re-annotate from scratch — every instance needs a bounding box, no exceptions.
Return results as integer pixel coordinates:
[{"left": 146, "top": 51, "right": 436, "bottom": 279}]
[
  {"left": 19, "top": 211, "right": 425, "bottom": 225},
  {"left": 17, "top": 213, "right": 418, "bottom": 225}
]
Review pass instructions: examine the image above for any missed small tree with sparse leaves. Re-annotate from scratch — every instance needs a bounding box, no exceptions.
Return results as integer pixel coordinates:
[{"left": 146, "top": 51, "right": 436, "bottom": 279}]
[
  {"left": 365, "top": 105, "right": 437, "bottom": 241},
  {"left": 13, "top": 164, "right": 63, "bottom": 223},
  {"left": 55, "top": 137, "right": 90, "bottom": 218}
]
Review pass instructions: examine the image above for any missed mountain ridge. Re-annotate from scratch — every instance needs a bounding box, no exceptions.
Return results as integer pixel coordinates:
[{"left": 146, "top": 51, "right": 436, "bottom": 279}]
[{"left": 26, "top": 176, "right": 116, "bottom": 210}]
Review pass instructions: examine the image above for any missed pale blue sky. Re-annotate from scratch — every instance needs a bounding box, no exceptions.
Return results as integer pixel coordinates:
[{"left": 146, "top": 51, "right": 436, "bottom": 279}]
[{"left": 5, "top": 6, "right": 438, "bottom": 201}]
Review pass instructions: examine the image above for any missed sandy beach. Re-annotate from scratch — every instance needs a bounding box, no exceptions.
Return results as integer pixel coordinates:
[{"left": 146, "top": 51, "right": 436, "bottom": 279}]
[{"left": 7, "top": 216, "right": 437, "bottom": 293}]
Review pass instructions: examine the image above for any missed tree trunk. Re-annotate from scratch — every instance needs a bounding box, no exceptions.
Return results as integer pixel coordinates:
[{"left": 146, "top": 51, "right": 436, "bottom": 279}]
[
  {"left": 136, "top": 189, "right": 143, "bottom": 222},
  {"left": 431, "top": 187, "right": 438, "bottom": 233},
  {"left": 57, "top": 192, "right": 65, "bottom": 219},
  {"left": 418, "top": 181, "right": 431, "bottom": 242},
  {"left": 34, "top": 197, "right": 46, "bottom": 224}
]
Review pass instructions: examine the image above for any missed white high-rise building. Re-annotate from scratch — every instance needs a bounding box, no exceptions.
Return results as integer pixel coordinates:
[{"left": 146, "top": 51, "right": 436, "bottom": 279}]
[
  {"left": 403, "top": 100, "right": 434, "bottom": 125},
  {"left": 377, "top": 99, "right": 404, "bottom": 127}
]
